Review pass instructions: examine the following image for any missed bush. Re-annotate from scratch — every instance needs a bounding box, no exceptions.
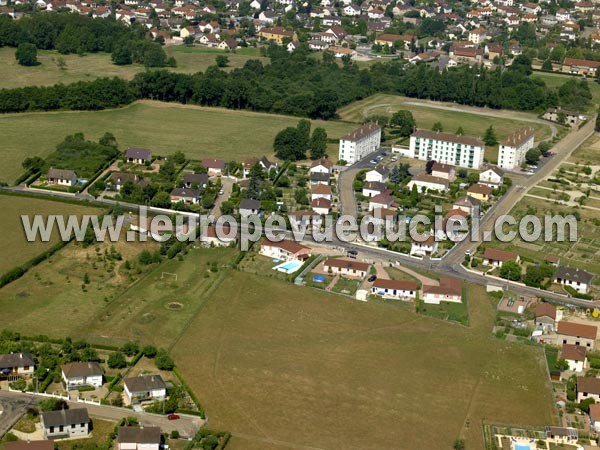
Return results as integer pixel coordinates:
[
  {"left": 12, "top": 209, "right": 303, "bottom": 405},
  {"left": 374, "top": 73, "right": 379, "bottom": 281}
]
[
  {"left": 155, "top": 350, "right": 174, "bottom": 371},
  {"left": 15, "top": 43, "right": 39, "bottom": 66}
]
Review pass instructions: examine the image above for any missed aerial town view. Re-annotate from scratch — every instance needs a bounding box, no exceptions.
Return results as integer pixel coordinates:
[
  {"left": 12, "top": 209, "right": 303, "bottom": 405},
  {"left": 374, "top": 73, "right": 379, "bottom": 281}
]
[{"left": 1, "top": 0, "right": 600, "bottom": 448}]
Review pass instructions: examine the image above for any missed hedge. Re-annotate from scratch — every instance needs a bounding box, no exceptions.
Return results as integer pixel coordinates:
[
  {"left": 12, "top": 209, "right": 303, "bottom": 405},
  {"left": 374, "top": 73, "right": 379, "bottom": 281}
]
[
  {"left": 173, "top": 367, "right": 205, "bottom": 418},
  {"left": 565, "top": 285, "right": 593, "bottom": 300}
]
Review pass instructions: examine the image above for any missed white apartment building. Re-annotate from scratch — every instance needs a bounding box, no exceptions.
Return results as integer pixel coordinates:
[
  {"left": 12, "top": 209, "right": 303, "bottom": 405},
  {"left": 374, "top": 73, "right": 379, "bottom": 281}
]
[
  {"left": 407, "top": 130, "right": 485, "bottom": 169},
  {"left": 338, "top": 122, "right": 382, "bottom": 164},
  {"left": 498, "top": 127, "right": 535, "bottom": 170}
]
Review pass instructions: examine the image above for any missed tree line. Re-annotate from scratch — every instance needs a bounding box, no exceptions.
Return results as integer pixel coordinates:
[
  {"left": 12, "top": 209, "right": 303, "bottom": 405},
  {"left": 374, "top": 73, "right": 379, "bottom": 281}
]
[{"left": 0, "top": 44, "right": 585, "bottom": 116}]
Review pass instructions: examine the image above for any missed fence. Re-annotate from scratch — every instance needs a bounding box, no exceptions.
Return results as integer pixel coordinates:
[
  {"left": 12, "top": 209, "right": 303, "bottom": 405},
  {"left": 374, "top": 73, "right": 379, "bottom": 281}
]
[{"left": 7, "top": 388, "right": 69, "bottom": 400}]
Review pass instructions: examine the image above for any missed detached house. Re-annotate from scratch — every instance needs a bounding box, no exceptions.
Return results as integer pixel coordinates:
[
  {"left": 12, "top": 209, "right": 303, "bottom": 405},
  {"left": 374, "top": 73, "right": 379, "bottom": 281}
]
[
  {"left": 311, "top": 197, "right": 332, "bottom": 215},
  {"left": 239, "top": 198, "right": 261, "bottom": 217},
  {"left": 478, "top": 166, "right": 504, "bottom": 188},
  {"left": 309, "top": 158, "right": 334, "bottom": 174},
  {"left": 323, "top": 258, "right": 369, "bottom": 278},
  {"left": 61, "top": 362, "right": 103, "bottom": 389},
  {"left": 554, "top": 267, "right": 593, "bottom": 294},
  {"left": 535, "top": 303, "right": 557, "bottom": 333},
  {"left": 47, "top": 168, "right": 77, "bottom": 187},
  {"left": 170, "top": 188, "right": 200, "bottom": 204},
  {"left": 431, "top": 162, "right": 456, "bottom": 181},
  {"left": 123, "top": 375, "right": 167, "bottom": 405},
  {"left": 483, "top": 248, "right": 520, "bottom": 267},
  {"left": 201, "top": 159, "right": 226, "bottom": 177},
  {"left": 577, "top": 376, "right": 600, "bottom": 402},
  {"left": 110, "top": 172, "right": 141, "bottom": 191},
  {"left": 259, "top": 239, "right": 311, "bottom": 262},
  {"left": 410, "top": 234, "right": 438, "bottom": 256},
  {"left": 557, "top": 322, "right": 597, "bottom": 349},
  {"left": 200, "top": 224, "right": 237, "bottom": 247},
  {"left": 561, "top": 344, "right": 586, "bottom": 372},
  {"left": 371, "top": 279, "right": 418, "bottom": 300},
  {"left": 362, "top": 181, "right": 386, "bottom": 198},
  {"left": 258, "top": 27, "right": 296, "bottom": 44},
  {"left": 117, "top": 426, "right": 162, "bottom": 450},
  {"left": 125, "top": 148, "right": 152, "bottom": 164},
  {"left": 369, "top": 193, "right": 394, "bottom": 211},
  {"left": 365, "top": 166, "right": 389, "bottom": 183},
  {"left": 422, "top": 277, "right": 462, "bottom": 304},
  {"left": 183, "top": 173, "right": 209, "bottom": 189},
  {"left": 0, "top": 353, "right": 35, "bottom": 378},
  {"left": 41, "top": 408, "right": 90, "bottom": 439},
  {"left": 311, "top": 184, "right": 332, "bottom": 201},
  {"left": 467, "top": 183, "right": 492, "bottom": 202},
  {"left": 406, "top": 174, "right": 449, "bottom": 193}
]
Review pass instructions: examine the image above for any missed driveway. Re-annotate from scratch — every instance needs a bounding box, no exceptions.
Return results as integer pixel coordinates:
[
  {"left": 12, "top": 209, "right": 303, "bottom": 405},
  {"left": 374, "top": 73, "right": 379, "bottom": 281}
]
[{"left": 210, "top": 177, "right": 234, "bottom": 217}]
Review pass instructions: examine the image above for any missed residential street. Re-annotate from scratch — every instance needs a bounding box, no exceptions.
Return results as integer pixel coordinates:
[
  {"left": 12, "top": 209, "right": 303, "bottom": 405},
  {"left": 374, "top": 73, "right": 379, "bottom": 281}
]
[{"left": 0, "top": 390, "right": 204, "bottom": 439}]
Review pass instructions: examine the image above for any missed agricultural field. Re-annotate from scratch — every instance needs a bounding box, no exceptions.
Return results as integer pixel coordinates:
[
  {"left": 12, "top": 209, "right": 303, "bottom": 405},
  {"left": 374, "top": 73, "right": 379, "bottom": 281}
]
[
  {"left": 171, "top": 270, "right": 555, "bottom": 450},
  {"left": 0, "top": 46, "right": 266, "bottom": 89},
  {"left": 0, "top": 194, "right": 103, "bottom": 274},
  {"left": 0, "top": 229, "right": 159, "bottom": 338},
  {"left": 0, "top": 101, "right": 355, "bottom": 183},
  {"left": 338, "top": 93, "right": 555, "bottom": 163}
]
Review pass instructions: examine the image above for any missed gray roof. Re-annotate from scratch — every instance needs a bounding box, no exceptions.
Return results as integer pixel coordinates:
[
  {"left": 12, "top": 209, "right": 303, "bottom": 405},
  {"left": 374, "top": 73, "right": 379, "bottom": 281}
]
[
  {"left": 123, "top": 375, "right": 166, "bottom": 393},
  {"left": 47, "top": 168, "right": 77, "bottom": 179},
  {"left": 183, "top": 173, "right": 209, "bottom": 186},
  {"left": 125, "top": 148, "right": 152, "bottom": 160},
  {"left": 170, "top": 188, "right": 199, "bottom": 198},
  {"left": 0, "top": 353, "right": 34, "bottom": 369},
  {"left": 555, "top": 267, "right": 593, "bottom": 284},
  {"left": 310, "top": 172, "right": 331, "bottom": 182},
  {"left": 61, "top": 362, "right": 103, "bottom": 379},
  {"left": 110, "top": 172, "right": 138, "bottom": 185},
  {"left": 42, "top": 408, "right": 89, "bottom": 428},
  {"left": 240, "top": 198, "right": 261, "bottom": 210},
  {"left": 118, "top": 426, "right": 162, "bottom": 444}
]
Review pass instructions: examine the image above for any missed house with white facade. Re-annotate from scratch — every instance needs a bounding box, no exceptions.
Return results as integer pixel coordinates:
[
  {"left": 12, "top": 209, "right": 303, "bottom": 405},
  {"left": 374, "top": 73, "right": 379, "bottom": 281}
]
[
  {"left": 117, "top": 426, "right": 162, "bottom": 450},
  {"left": 371, "top": 279, "right": 418, "bottom": 300},
  {"left": 578, "top": 377, "right": 600, "bottom": 402},
  {"left": 309, "top": 158, "right": 334, "bottom": 174},
  {"left": 41, "top": 409, "right": 90, "bottom": 439},
  {"left": 422, "top": 277, "right": 462, "bottom": 304},
  {"left": 47, "top": 168, "right": 77, "bottom": 187},
  {"left": 259, "top": 239, "right": 311, "bottom": 262},
  {"left": 0, "top": 353, "right": 35, "bottom": 378},
  {"left": 558, "top": 322, "right": 597, "bottom": 349},
  {"left": 431, "top": 162, "right": 456, "bottom": 181},
  {"left": 338, "top": 122, "right": 382, "bottom": 164},
  {"left": 478, "top": 166, "right": 504, "bottom": 188},
  {"left": 410, "top": 234, "right": 438, "bottom": 256},
  {"left": 362, "top": 181, "right": 386, "bottom": 198},
  {"left": 482, "top": 248, "right": 520, "bottom": 267},
  {"left": 554, "top": 267, "right": 593, "bottom": 294},
  {"left": 406, "top": 174, "right": 449, "bottom": 192},
  {"left": 123, "top": 375, "right": 167, "bottom": 405},
  {"left": 561, "top": 344, "right": 586, "bottom": 372},
  {"left": 323, "top": 258, "right": 369, "bottom": 278},
  {"left": 61, "top": 362, "right": 103, "bottom": 389},
  {"left": 407, "top": 129, "right": 485, "bottom": 169},
  {"left": 498, "top": 128, "right": 535, "bottom": 170},
  {"left": 365, "top": 166, "right": 389, "bottom": 183}
]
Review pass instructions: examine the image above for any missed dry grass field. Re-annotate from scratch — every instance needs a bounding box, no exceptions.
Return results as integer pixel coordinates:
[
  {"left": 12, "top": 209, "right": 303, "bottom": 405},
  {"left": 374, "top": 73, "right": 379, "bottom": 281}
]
[
  {"left": 0, "top": 46, "right": 266, "bottom": 89},
  {"left": 172, "top": 270, "right": 555, "bottom": 450},
  {"left": 0, "top": 101, "right": 355, "bottom": 183},
  {"left": 0, "top": 194, "right": 103, "bottom": 274}
]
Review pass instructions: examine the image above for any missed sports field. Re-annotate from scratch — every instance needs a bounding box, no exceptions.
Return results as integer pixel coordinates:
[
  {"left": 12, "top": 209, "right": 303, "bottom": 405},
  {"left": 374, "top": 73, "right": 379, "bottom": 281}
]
[
  {"left": 0, "top": 101, "right": 355, "bottom": 183},
  {"left": 0, "top": 46, "right": 267, "bottom": 89},
  {"left": 0, "top": 194, "right": 102, "bottom": 274}
]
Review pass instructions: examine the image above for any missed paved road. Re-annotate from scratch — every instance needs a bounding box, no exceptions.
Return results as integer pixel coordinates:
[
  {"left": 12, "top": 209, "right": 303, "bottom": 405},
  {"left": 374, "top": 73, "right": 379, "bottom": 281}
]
[
  {"left": 0, "top": 392, "right": 37, "bottom": 438},
  {"left": 0, "top": 390, "right": 203, "bottom": 439}
]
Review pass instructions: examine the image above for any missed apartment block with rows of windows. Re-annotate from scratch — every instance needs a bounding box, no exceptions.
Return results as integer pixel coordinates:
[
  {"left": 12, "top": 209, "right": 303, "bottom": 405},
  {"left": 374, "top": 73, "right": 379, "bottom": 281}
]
[
  {"left": 407, "top": 130, "right": 485, "bottom": 169},
  {"left": 338, "top": 122, "right": 382, "bottom": 164}
]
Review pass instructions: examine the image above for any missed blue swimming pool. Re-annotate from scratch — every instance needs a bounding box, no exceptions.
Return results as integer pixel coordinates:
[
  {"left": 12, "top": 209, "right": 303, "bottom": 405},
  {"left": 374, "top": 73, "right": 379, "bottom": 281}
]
[
  {"left": 514, "top": 444, "right": 531, "bottom": 450},
  {"left": 273, "top": 260, "right": 303, "bottom": 274}
]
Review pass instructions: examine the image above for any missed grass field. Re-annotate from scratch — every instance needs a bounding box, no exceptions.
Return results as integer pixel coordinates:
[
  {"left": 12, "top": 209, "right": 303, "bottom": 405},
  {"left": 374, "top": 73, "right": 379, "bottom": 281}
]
[
  {"left": 0, "top": 101, "right": 356, "bottom": 183},
  {"left": 337, "top": 93, "right": 554, "bottom": 159},
  {"left": 171, "top": 269, "right": 555, "bottom": 450},
  {"left": 0, "top": 194, "right": 102, "bottom": 274},
  {"left": 0, "top": 46, "right": 267, "bottom": 89},
  {"left": 532, "top": 71, "right": 600, "bottom": 112}
]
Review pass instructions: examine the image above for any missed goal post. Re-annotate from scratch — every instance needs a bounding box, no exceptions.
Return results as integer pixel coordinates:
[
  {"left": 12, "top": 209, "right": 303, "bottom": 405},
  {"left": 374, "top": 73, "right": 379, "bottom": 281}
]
[{"left": 161, "top": 272, "right": 178, "bottom": 281}]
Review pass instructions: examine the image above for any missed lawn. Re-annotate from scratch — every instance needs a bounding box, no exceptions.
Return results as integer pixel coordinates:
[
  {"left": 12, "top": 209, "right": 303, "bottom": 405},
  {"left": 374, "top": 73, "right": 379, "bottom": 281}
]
[
  {"left": 0, "top": 46, "right": 267, "bottom": 89},
  {"left": 337, "top": 93, "right": 554, "bottom": 162},
  {"left": 0, "top": 101, "right": 356, "bottom": 184},
  {"left": 0, "top": 193, "right": 103, "bottom": 274},
  {"left": 569, "top": 133, "right": 600, "bottom": 164},
  {"left": 171, "top": 270, "right": 555, "bottom": 450},
  {"left": 55, "top": 419, "right": 115, "bottom": 450},
  {"left": 532, "top": 70, "right": 600, "bottom": 112}
]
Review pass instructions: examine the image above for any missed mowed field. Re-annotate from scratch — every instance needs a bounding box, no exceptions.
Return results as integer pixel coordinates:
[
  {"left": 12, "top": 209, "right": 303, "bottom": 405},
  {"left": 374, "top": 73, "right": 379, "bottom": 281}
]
[
  {"left": 0, "top": 101, "right": 356, "bottom": 183},
  {"left": 0, "top": 46, "right": 267, "bottom": 89},
  {"left": 532, "top": 71, "right": 600, "bottom": 112},
  {"left": 0, "top": 194, "right": 102, "bottom": 274},
  {"left": 171, "top": 270, "right": 555, "bottom": 450}
]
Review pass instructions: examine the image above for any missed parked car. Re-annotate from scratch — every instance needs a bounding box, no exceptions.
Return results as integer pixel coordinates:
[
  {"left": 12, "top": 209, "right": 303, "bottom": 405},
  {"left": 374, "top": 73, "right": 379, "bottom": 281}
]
[
  {"left": 381, "top": 151, "right": 387, "bottom": 156},
  {"left": 218, "top": 189, "right": 224, "bottom": 195},
  {"left": 368, "top": 275, "right": 377, "bottom": 282},
  {"left": 369, "top": 159, "right": 377, "bottom": 164},
  {"left": 167, "top": 414, "right": 180, "bottom": 421}
]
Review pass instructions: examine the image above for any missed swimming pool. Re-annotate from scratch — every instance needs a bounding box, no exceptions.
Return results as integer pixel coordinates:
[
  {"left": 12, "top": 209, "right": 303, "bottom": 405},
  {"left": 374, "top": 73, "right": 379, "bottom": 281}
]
[
  {"left": 273, "top": 260, "right": 303, "bottom": 274},
  {"left": 514, "top": 444, "right": 531, "bottom": 450}
]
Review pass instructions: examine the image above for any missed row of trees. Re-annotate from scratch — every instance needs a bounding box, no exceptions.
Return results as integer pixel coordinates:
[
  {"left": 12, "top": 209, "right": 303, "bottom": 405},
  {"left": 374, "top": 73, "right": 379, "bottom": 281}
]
[{"left": 0, "top": 45, "right": 586, "bottom": 116}]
